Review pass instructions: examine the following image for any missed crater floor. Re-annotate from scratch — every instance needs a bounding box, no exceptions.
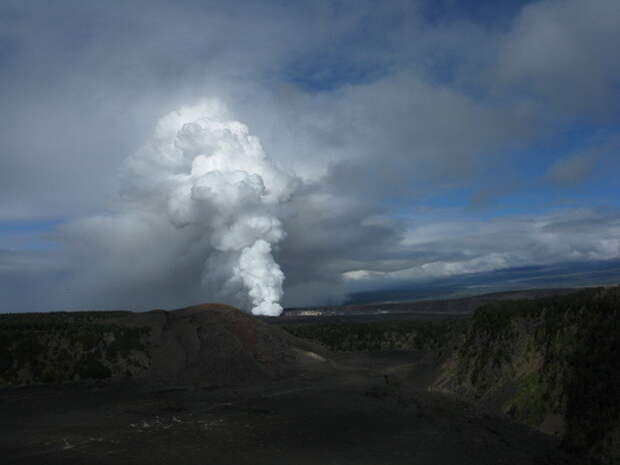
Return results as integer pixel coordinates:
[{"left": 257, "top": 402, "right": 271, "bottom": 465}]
[{"left": 0, "top": 351, "right": 575, "bottom": 465}]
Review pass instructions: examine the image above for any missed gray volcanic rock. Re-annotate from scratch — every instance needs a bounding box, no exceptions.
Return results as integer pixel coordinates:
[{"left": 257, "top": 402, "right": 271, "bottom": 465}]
[{"left": 124, "top": 304, "right": 327, "bottom": 386}]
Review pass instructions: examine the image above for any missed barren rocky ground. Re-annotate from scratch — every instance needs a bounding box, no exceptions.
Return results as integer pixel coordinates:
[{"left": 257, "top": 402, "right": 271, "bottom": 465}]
[
  {"left": 1, "top": 350, "right": 574, "bottom": 465},
  {"left": 5, "top": 289, "right": 616, "bottom": 464}
]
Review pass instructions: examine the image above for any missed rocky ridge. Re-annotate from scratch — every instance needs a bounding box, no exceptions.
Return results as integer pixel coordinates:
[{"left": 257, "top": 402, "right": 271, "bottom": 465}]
[{"left": 0, "top": 304, "right": 326, "bottom": 387}]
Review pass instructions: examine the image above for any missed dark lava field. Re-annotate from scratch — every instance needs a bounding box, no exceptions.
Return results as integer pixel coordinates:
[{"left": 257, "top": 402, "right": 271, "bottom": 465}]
[
  {"left": 1, "top": 351, "right": 573, "bottom": 465},
  {"left": 2, "top": 287, "right": 618, "bottom": 464}
]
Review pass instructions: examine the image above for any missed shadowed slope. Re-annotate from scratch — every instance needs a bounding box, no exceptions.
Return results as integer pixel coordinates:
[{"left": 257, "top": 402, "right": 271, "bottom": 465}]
[
  {"left": 0, "top": 304, "right": 328, "bottom": 387},
  {"left": 134, "top": 304, "right": 328, "bottom": 385}
]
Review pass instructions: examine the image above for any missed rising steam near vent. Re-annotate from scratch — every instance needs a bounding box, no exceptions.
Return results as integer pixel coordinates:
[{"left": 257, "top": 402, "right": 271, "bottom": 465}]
[{"left": 121, "top": 100, "right": 297, "bottom": 316}]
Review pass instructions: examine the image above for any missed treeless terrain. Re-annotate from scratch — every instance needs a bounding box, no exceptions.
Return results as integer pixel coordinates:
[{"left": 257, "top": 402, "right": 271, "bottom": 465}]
[{"left": 1, "top": 348, "right": 575, "bottom": 465}]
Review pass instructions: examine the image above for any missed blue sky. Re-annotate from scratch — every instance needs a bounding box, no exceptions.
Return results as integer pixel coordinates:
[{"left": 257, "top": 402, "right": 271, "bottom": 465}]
[{"left": 1, "top": 0, "right": 619, "bottom": 312}]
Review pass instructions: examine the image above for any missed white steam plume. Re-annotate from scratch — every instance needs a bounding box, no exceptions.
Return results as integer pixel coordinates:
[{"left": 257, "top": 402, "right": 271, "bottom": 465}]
[{"left": 122, "top": 100, "right": 296, "bottom": 315}]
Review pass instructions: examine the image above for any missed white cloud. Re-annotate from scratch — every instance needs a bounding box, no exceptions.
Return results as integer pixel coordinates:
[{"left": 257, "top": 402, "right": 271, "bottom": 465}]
[
  {"left": 344, "top": 208, "right": 620, "bottom": 289},
  {"left": 61, "top": 101, "right": 298, "bottom": 315}
]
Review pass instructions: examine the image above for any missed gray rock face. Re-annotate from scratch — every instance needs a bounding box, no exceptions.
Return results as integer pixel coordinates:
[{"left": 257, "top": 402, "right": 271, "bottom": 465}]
[{"left": 132, "top": 304, "right": 326, "bottom": 386}]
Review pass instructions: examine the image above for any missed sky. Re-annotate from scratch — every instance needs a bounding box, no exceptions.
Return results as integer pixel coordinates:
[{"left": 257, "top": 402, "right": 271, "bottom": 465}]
[{"left": 1, "top": 0, "right": 619, "bottom": 313}]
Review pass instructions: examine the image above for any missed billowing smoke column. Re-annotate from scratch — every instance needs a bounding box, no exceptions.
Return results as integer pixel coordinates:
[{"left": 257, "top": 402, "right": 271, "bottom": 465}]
[{"left": 123, "top": 100, "right": 296, "bottom": 315}]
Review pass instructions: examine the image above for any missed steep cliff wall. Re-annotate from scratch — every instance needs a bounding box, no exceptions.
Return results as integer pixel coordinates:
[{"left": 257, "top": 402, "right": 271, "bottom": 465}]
[{"left": 432, "top": 286, "right": 619, "bottom": 465}]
